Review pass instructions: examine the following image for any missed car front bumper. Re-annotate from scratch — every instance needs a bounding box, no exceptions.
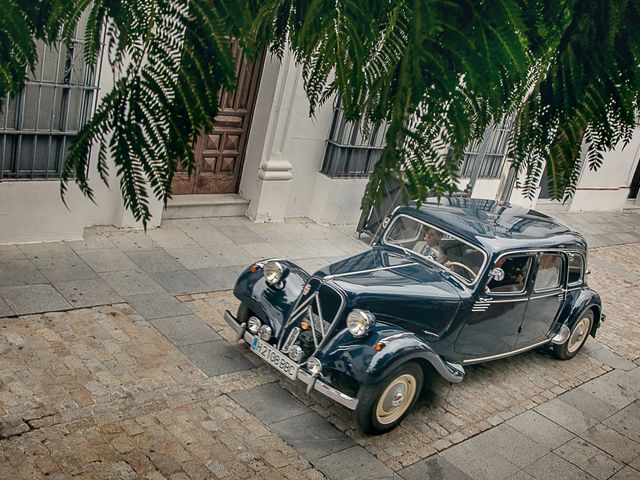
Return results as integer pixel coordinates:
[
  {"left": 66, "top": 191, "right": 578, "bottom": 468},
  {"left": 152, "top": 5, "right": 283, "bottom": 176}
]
[{"left": 223, "top": 309, "right": 359, "bottom": 410}]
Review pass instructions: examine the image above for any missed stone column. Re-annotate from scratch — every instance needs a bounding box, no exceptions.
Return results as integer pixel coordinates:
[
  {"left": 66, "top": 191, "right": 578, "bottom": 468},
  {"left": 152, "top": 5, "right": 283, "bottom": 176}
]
[{"left": 250, "top": 50, "right": 299, "bottom": 222}]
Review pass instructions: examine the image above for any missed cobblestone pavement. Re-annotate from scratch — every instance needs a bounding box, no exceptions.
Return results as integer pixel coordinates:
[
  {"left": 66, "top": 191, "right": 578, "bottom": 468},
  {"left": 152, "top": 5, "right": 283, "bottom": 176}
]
[
  {"left": 183, "top": 293, "right": 615, "bottom": 471},
  {"left": 1, "top": 214, "right": 640, "bottom": 479},
  {"left": 179, "top": 242, "right": 640, "bottom": 477},
  {"left": 0, "top": 304, "right": 326, "bottom": 479}
]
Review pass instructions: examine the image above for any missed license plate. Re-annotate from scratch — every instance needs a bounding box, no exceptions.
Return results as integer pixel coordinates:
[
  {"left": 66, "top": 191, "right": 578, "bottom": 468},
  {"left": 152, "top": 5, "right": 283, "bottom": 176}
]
[{"left": 251, "top": 337, "right": 299, "bottom": 380}]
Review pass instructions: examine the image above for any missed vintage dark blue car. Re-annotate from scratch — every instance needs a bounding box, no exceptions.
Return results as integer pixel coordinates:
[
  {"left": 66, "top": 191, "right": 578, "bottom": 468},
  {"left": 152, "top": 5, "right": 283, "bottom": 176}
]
[{"left": 224, "top": 198, "right": 604, "bottom": 433}]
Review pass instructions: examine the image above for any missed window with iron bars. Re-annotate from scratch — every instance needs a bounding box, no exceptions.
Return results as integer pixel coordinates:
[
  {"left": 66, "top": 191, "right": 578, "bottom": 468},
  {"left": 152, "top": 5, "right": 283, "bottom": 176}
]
[
  {"left": 458, "top": 116, "right": 514, "bottom": 179},
  {"left": 0, "top": 26, "right": 99, "bottom": 181},
  {"left": 322, "top": 100, "right": 514, "bottom": 180},
  {"left": 320, "top": 101, "right": 388, "bottom": 178}
]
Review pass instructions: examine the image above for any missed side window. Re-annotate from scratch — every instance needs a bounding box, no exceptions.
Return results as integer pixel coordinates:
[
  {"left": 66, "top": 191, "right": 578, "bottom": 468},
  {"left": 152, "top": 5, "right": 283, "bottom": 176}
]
[
  {"left": 385, "top": 216, "right": 421, "bottom": 244},
  {"left": 567, "top": 253, "right": 584, "bottom": 286},
  {"left": 534, "top": 254, "right": 563, "bottom": 291},
  {"left": 488, "top": 255, "right": 533, "bottom": 293}
]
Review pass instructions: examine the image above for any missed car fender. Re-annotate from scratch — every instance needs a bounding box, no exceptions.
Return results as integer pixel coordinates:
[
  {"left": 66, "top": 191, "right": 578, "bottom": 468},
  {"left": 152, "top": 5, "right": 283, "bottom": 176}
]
[
  {"left": 561, "top": 288, "right": 603, "bottom": 336},
  {"left": 319, "top": 323, "right": 464, "bottom": 385},
  {"left": 233, "top": 260, "right": 310, "bottom": 337}
]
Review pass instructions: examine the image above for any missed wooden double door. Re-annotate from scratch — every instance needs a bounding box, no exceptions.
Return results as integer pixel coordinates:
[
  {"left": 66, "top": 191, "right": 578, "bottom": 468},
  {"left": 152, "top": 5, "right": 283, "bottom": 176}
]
[{"left": 171, "top": 45, "right": 265, "bottom": 195}]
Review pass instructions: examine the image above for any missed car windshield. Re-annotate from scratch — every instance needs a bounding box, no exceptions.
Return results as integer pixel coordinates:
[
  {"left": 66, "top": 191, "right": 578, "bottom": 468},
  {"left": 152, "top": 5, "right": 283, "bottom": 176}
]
[{"left": 383, "top": 214, "right": 486, "bottom": 284}]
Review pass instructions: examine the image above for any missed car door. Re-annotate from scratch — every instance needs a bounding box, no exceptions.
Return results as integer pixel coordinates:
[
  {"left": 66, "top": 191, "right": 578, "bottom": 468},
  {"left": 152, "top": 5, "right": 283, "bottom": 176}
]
[
  {"left": 455, "top": 253, "right": 535, "bottom": 359},
  {"left": 516, "top": 252, "right": 566, "bottom": 348}
]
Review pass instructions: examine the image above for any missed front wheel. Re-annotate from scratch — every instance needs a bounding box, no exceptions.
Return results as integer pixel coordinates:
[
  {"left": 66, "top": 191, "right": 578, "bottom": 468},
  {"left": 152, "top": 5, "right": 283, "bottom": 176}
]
[
  {"left": 354, "top": 362, "right": 423, "bottom": 434},
  {"left": 553, "top": 310, "right": 594, "bottom": 360}
]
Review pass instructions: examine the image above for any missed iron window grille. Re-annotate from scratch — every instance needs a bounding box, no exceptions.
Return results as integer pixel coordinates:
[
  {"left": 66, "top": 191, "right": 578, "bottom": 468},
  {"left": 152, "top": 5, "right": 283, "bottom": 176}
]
[
  {"left": 0, "top": 25, "right": 100, "bottom": 181},
  {"left": 458, "top": 116, "right": 514, "bottom": 179},
  {"left": 322, "top": 99, "right": 514, "bottom": 180},
  {"left": 321, "top": 102, "right": 389, "bottom": 178}
]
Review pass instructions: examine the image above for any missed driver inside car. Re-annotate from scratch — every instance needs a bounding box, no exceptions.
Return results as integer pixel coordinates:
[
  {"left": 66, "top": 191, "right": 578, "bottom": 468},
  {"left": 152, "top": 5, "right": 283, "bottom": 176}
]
[{"left": 414, "top": 227, "right": 447, "bottom": 264}]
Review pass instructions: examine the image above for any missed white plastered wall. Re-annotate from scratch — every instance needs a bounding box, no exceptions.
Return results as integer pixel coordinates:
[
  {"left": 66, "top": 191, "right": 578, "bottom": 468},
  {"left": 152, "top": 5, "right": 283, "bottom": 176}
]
[
  {"left": 0, "top": 48, "right": 162, "bottom": 245},
  {"left": 567, "top": 126, "right": 640, "bottom": 212},
  {"left": 240, "top": 51, "right": 368, "bottom": 225}
]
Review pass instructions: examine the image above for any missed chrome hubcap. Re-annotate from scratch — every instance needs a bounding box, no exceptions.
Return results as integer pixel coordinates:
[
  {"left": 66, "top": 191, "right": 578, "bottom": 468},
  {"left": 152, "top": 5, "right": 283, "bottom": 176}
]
[
  {"left": 391, "top": 391, "right": 405, "bottom": 407},
  {"left": 567, "top": 316, "right": 591, "bottom": 353}
]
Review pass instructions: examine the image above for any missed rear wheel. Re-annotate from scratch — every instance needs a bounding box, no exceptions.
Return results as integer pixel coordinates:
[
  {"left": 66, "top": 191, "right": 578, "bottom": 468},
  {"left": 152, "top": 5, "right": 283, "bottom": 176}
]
[
  {"left": 355, "top": 362, "right": 423, "bottom": 434},
  {"left": 553, "top": 310, "right": 594, "bottom": 360}
]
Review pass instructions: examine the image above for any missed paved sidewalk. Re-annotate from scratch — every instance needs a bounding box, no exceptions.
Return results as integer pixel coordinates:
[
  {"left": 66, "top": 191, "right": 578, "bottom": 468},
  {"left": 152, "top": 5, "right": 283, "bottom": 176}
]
[
  {"left": 0, "top": 217, "right": 369, "bottom": 318},
  {"left": 1, "top": 211, "right": 640, "bottom": 479}
]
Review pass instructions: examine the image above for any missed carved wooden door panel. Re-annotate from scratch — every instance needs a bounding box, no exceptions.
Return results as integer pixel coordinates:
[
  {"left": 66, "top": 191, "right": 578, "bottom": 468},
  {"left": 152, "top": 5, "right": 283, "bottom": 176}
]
[{"left": 171, "top": 44, "right": 265, "bottom": 195}]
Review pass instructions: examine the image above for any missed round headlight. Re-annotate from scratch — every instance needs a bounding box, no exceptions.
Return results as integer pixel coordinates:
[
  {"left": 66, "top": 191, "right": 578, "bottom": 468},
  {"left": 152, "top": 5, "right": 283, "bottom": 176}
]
[
  {"left": 288, "top": 345, "right": 303, "bottom": 363},
  {"left": 264, "top": 261, "right": 284, "bottom": 285},
  {"left": 346, "top": 309, "right": 376, "bottom": 338},
  {"left": 258, "top": 324, "right": 272, "bottom": 341},
  {"left": 247, "top": 316, "right": 261, "bottom": 334},
  {"left": 306, "top": 357, "right": 322, "bottom": 375}
]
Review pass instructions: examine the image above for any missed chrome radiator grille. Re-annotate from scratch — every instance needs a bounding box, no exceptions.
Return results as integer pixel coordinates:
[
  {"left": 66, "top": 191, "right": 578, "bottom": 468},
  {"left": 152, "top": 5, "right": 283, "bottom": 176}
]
[{"left": 279, "top": 280, "right": 345, "bottom": 351}]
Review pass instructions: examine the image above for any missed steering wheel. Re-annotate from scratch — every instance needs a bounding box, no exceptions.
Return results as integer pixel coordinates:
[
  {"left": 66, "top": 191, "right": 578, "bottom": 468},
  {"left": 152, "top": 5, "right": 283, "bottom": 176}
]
[{"left": 446, "top": 261, "right": 477, "bottom": 281}]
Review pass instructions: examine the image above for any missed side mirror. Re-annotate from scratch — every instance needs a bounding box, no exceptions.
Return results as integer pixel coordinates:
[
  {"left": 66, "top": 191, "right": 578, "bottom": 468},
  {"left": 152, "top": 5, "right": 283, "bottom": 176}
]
[{"left": 490, "top": 267, "right": 505, "bottom": 282}]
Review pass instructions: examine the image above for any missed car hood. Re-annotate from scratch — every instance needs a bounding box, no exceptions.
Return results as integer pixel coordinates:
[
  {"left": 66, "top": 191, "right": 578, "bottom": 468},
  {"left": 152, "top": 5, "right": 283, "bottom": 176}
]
[{"left": 317, "top": 247, "right": 461, "bottom": 338}]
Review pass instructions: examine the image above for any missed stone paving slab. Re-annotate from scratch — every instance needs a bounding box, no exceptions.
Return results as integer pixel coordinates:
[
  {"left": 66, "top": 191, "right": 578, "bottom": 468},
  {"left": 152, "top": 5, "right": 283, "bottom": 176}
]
[
  {"left": 313, "top": 445, "right": 396, "bottom": 480},
  {"left": 178, "top": 339, "right": 255, "bottom": 376},
  {"left": 580, "top": 423, "right": 640, "bottom": 464},
  {"left": 506, "top": 410, "right": 574, "bottom": 450},
  {"left": 150, "top": 314, "right": 222, "bottom": 346},
  {"left": 577, "top": 369, "right": 639, "bottom": 409},
  {"left": 270, "top": 412, "right": 356, "bottom": 461},
  {"left": 0, "top": 284, "right": 72, "bottom": 315},
  {"left": 149, "top": 269, "right": 210, "bottom": 295},
  {"left": 0, "top": 296, "right": 13, "bottom": 317},
  {"left": 555, "top": 388, "right": 619, "bottom": 423},
  {"left": 54, "top": 277, "right": 123, "bottom": 309},
  {"left": 191, "top": 265, "right": 246, "bottom": 291},
  {"left": 164, "top": 246, "right": 222, "bottom": 270},
  {"left": 534, "top": 397, "right": 601, "bottom": 434},
  {"left": 554, "top": 437, "right": 624, "bottom": 480},
  {"left": 584, "top": 344, "right": 638, "bottom": 371},
  {"left": 76, "top": 247, "right": 139, "bottom": 273},
  {"left": 522, "top": 453, "right": 595, "bottom": 480},
  {"left": 0, "top": 259, "right": 47, "bottom": 287},
  {"left": 0, "top": 244, "right": 26, "bottom": 262},
  {"left": 125, "top": 248, "right": 185, "bottom": 273},
  {"left": 0, "top": 218, "right": 365, "bottom": 319},
  {"left": 611, "top": 466, "right": 640, "bottom": 480},
  {"left": 399, "top": 455, "right": 474, "bottom": 480},
  {"left": 124, "top": 292, "right": 192, "bottom": 320},
  {"left": 99, "top": 270, "right": 164, "bottom": 296},
  {"left": 229, "top": 384, "right": 312, "bottom": 425},
  {"left": 603, "top": 401, "right": 640, "bottom": 443}
]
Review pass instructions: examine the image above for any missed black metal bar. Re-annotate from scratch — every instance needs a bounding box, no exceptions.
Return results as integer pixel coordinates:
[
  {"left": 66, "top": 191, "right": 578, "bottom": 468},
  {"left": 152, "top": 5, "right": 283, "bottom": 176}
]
[{"left": 45, "top": 43, "right": 64, "bottom": 180}]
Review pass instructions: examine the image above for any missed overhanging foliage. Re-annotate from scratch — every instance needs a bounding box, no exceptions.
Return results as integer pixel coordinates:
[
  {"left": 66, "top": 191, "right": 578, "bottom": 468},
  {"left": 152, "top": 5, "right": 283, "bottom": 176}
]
[{"left": 1, "top": 0, "right": 639, "bottom": 224}]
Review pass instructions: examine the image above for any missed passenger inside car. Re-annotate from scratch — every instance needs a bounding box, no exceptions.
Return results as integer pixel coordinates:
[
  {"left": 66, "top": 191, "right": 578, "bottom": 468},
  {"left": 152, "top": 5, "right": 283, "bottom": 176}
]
[{"left": 487, "top": 255, "right": 532, "bottom": 293}]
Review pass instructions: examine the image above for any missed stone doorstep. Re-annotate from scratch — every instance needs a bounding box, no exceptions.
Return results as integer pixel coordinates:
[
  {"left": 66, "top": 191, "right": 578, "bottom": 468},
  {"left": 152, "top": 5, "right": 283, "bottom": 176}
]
[{"left": 164, "top": 194, "right": 249, "bottom": 219}]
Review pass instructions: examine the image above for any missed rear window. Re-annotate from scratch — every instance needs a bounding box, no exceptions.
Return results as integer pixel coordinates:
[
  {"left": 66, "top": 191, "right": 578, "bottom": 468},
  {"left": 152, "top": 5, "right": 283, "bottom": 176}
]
[
  {"left": 568, "top": 253, "right": 584, "bottom": 285},
  {"left": 534, "top": 254, "right": 563, "bottom": 291}
]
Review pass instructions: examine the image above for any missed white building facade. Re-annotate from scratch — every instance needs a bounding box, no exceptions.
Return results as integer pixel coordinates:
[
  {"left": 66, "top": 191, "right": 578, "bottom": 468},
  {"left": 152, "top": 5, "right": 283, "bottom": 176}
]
[{"left": 2, "top": 46, "right": 640, "bottom": 245}]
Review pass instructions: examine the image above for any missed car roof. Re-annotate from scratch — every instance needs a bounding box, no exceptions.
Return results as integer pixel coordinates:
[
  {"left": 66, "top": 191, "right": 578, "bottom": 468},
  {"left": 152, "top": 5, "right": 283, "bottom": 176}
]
[{"left": 394, "top": 197, "right": 587, "bottom": 253}]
